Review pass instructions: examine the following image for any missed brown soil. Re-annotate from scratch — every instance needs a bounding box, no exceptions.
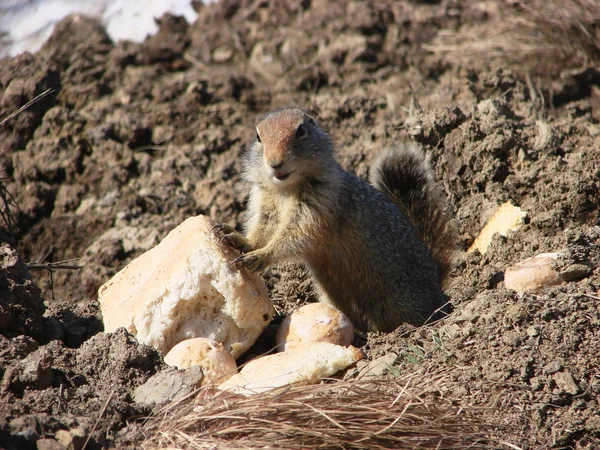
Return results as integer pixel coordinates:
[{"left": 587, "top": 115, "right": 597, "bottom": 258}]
[{"left": 1, "top": 0, "right": 599, "bottom": 448}]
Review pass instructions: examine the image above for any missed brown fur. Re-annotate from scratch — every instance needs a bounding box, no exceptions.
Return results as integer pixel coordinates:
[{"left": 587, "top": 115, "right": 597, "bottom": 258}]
[{"left": 234, "top": 108, "right": 457, "bottom": 331}]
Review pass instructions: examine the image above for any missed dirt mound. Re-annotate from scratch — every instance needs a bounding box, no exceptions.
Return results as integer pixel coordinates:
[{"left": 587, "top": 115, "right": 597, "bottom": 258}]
[{"left": 1, "top": 0, "right": 599, "bottom": 448}]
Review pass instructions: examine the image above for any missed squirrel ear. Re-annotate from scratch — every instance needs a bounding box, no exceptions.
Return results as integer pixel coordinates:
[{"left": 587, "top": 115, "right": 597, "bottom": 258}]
[{"left": 305, "top": 114, "right": 316, "bottom": 125}]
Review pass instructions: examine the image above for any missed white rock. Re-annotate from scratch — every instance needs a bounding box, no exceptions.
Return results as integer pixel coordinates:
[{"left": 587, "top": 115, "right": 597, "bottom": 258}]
[
  {"left": 469, "top": 202, "right": 527, "bottom": 254},
  {"left": 219, "top": 342, "right": 365, "bottom": 396},
  {"left": 276, "top": 303, "right": 354, "bottom": 352},
  {"left": 98, "top": 215, "right": 274, "bottom": 358},
  {"left": 504, "top": 252, "right": 563, "bottom": 293},
  {"left": 164, "top": 338, "right": 238, "bottom": 384}
]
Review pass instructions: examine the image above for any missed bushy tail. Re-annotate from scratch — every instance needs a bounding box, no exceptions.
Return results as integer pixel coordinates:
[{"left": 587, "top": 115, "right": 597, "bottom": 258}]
[{"left": 370, "top": 144, "right": 457, "bottom": 283}]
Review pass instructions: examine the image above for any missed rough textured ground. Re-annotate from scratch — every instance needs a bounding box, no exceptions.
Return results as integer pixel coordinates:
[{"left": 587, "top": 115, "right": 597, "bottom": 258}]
[{"left": 1, "top": 0, "right": 599, "bottom": 448}]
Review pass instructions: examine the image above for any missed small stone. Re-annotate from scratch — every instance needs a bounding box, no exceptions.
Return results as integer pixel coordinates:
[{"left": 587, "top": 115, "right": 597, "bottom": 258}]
[
  {"left": 530, "top": 377, "right": 543, "bottom": 391},
  {"left": 133, "top": 366, "right": 204, "bottom": 405},
  {"left": 56, "top": 427, "right": 86, "bottom": 450},
  {"left": 2, "top": 348, "right": 53, "bottom": 395},
  {"left": 543, "top": 360, "right": 563, "bottom": 374},
  {"left": 526, "top": 326, "right": 540, "bottom": 337},
  {"left": 502, "top": 330, "right": 521, "bottom": 347},
  {"left": 560, "top": 264, "right": 592, "bottom": 282},
  {"left": 17, "top": 427, "right": 40, "bottom": 443},
  {"left": 213, "top": 46, "right": 233, "bottom": 62},
  {"left": 504, "top": 253, "right": 563, "bottom": 293},
  {"left": 554, "top": 371, "right": 581, "bottom": 395},
  {"left": 357, "top": 353, "right": 398, "bottom": 378},
  {"left": 36, "top": 439, "right": 65, "bottom": 450}
]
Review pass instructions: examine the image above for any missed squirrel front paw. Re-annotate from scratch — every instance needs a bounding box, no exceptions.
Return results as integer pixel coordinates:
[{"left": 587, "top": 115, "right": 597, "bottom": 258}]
[
  {"left": 233, "top": 251, "right": 269, "bottom": 272},
  {"left": 212, "top": 223, "right": 253, "bottom": 254}
]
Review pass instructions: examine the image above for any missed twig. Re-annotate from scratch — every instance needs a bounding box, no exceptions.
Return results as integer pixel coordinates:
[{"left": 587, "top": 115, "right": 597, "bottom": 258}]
[
  {"left": 184, "top": 53, "right": 209, "bottom": 71},
  {"left": 27, "top": 259, "right": 83, "bottom": 271},
  {"left": 0, "top": 88, "right": 54, "bottom": 128},
  {"left": 82, "top": 389, "right": 115, "bottom": 450}
]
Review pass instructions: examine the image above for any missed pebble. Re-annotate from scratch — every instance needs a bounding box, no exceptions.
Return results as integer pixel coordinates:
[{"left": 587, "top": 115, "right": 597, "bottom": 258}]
[
  {"left": 543, "top": 360, "right": 563, "bottom": 374},
  {"left": 56, "top": 427, "right": 87, "bottom": 450},
  {"left": 36, "top": 439, "right": 65, "bottom": 450},
  {"left": 554, "top": 371, "right": 581, "bottom": 395},
  {"left": 357, "top": 353, "right": 399, "bottom": 378},
  {"left": 133, "top": 367, "right": 204, "bottom": 405},
  {"left": 560, "top": 264, "right": 592, "bottom": 282}
]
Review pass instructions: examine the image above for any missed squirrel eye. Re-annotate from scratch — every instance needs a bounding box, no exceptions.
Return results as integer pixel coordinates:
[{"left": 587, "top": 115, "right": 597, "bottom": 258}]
[
  {"left": 295, "top": 124, "right": 307, "bottom": 139},
  {"left": 256, "top": 131, "right": 262, "bottom": 143}
]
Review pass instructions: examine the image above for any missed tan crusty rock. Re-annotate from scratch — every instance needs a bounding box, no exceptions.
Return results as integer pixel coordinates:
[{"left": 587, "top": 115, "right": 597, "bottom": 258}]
[
  {"left": 504, "top": 252, "right": 563, "bottom": 293},
  {"left": 98, "top": 215, "right": 274, "bottom": 358},
  {"left": 218, "top": 342, "right": 364, "bottom": 396},
  {"left": 164, "top": 338, "right": 238, "bottom": 384},
  {"left": 276, "top": 303, "right": 354, "bottom": 352}
]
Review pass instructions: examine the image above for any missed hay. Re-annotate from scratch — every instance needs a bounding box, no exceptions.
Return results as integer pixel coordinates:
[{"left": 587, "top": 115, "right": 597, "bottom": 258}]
[
  {"left": 423, "top": 0, "right": 600, "bottom": 74},
  {"left": 0, "top": 178, "right": 17, "bottom": 235},
  {"left": 142, "top": 376, "right": 504, "bottom": 450}
]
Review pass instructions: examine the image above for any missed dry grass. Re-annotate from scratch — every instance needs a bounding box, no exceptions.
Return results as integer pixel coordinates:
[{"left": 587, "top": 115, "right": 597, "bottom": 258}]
[
  {"left": 424, "top": 0, "right": 600, "bottom": 75},
  {"left": 0, "top": 178, "right": 17, "bottom": 235},
  {"left": 141, "top": 376, "right": 508, "bottom": 450}
]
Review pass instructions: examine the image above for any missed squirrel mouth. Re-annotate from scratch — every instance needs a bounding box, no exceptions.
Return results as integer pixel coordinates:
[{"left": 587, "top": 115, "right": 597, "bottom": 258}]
[{"left": 274, "top": 172, "right": 292, "bottom": 181}]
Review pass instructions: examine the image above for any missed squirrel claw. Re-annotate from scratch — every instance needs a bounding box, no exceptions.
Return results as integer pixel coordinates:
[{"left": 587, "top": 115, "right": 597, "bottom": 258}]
[
  {"left": 221, "top": 233, "right": 253, "bottom": 253},
  {"left": 233, "top": 253, "right": 266, "bottom": 272},
  {"left": 212, "top": 223, "right": 236, "bottom": 235},
  {"left": 213, "top": 223, "right": 253, "bottom": 253}
]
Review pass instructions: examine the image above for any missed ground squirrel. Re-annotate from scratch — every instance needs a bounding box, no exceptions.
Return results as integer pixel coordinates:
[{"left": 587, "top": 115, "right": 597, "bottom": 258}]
[{"left": 219, "top": 108, "right": 457, "bottom": 332}]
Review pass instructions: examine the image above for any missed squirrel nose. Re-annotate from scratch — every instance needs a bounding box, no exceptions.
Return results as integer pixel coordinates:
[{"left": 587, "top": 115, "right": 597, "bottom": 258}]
[{"left": 269, "top": 161, "right": 284, "bottom": 170}]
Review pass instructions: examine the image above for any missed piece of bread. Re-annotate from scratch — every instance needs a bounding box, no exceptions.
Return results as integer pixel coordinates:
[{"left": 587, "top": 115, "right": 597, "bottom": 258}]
[
  {"left": 98, "top": 215, "right": 274, "bottom": 358},
  {"left": 504, "top": 252, "right": 563, "bottom": 293},
  {"left": 218, "top": 342, "right": 365, "bottom": 396},
  {"left": 164, "top": 338, "right": 238, "bottom": 384},
  {"left": 469, "top": 202, "right": 527, "bottom": 254},
  {"left": 276, "top": 303, "right": 354, "bottom": 351}
]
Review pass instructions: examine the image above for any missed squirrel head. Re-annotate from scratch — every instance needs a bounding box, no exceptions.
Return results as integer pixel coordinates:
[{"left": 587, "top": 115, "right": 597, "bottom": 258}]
[{"left": 247, "top": 108, "right": 334, "bottom": 188}]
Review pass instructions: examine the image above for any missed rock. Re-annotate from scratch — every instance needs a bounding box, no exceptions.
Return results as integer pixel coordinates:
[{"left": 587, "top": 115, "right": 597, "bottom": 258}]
[
  {"left": 276, "top": 303, "right": 354, "bottom": 352},
  {"left": 219, "top": 342, "right": 365, "bottom": 396},
  {"left": 164, "top": 338, "right": 238, "bottom": 384},
  {"left": 133, "top": 366, "right": 204, "bottom": 405},
  {"left": 554, "top": 371, "right": 581, "bottom": 395},
  {"left": 543, "top": 360, "right": 563, "bottom": 374},
  {"left": 560, "top": 264, "right": 592, "bottom": 282},
  {"left": 55, "top": 427, "right": 86, "bottom": 450},
  {"left": 10, "top": 414, "right": 45, "bottom": 445},
  {"left": 36, "top": 439, "right": 65, "bottom": 450},
  {"left": 357, "top": 353, "right": 398, "bottom": 378},
  {"left": 98, "top": 215, "right": 274, "bottom": 358},
  {"left": 2, "top": 347, "right": 53, "bottom": 396},
  {"left": 504, "top": 253, "right": 563, "bottom": 293},
  {"left": 469, "top": 202, "right": 527, "bottom": 254}
]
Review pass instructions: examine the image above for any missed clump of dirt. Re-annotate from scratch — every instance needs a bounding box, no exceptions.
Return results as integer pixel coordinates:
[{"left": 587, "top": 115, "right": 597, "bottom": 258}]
[
  {"left": 1, "top": 0, "right": 599, "bottom": 448},
  {"left": 0, "top": 328, "right": 162, "bottom": 449},
  {"left": 0, "top": 241, "right": 44, "bottom": 341}
]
